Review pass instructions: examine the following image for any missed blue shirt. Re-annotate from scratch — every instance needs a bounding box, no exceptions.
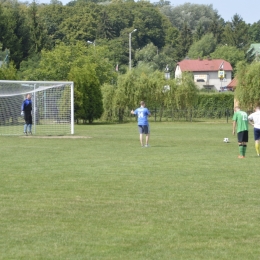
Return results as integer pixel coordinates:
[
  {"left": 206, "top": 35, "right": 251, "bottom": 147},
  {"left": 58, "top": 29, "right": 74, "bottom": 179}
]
[
  {"left": 21, "top": 99, "right": 32, "bottom": 112},
  {"left": 134, "top": 107, "right": 150, "bottom": 125}
]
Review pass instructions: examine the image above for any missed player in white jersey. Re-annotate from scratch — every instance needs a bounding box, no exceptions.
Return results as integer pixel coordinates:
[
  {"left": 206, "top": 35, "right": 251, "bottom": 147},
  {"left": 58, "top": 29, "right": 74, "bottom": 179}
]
[{"left": 248, "top": 106, "right": 260, "bottom": 156}]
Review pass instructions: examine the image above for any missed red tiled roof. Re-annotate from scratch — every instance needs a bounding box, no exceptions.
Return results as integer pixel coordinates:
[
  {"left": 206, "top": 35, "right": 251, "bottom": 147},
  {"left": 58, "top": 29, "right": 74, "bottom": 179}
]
[
  {"left": 227, "top": 78, "right": 237, "bottom": 88},
  {"left": 177, "top": 59, "right": 233, "bottom": 72}
]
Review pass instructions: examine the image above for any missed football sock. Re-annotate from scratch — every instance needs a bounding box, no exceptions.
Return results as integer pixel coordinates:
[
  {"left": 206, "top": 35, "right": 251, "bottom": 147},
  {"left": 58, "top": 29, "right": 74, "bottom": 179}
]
[
  {"left": 255, "top": 143, "right": 259, "bottom": 155},
  {"left": 239, "top": 145, "right": 243, "bottom": 156},
  {"left": 243, "top": 145, "right": 247, "bottom": 156}
]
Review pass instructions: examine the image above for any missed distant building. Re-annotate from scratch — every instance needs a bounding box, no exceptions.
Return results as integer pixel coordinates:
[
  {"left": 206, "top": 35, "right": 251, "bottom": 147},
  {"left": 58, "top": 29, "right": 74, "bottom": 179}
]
[{"left": 175, "top": 58, "right": 233, "bottom": 91}]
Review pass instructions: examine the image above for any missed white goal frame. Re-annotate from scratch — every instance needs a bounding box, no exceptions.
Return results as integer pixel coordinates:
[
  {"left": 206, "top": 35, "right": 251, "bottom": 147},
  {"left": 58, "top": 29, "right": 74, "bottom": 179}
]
[{"left": 0, "top": 80, "right": 74, "bottom": 135}]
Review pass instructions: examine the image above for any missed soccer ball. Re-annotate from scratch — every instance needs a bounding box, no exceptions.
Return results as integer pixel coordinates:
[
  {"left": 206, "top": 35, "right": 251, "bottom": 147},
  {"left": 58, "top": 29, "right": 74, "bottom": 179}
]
[{"left": 223, "top": 138, "right": 229, "bottom": 143}]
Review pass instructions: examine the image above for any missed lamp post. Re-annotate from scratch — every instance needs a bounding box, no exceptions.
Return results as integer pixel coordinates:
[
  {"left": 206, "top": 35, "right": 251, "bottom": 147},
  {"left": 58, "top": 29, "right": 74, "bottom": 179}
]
[
  {"left": 164, "top": 64, "right": 170, "bottom": 79},
  {"left": 129, "top": 29, "right": 137, "bottom": 70},
  {"left": 163, "top": 65, "right": 170, "bottom": 93}
]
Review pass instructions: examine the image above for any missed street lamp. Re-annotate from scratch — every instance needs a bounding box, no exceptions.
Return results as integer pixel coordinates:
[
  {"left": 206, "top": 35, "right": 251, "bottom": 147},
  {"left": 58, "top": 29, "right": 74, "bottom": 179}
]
[
  {"left": 129, "top": 29, "right": 137, "bottom": 70},
  {"left": 164, "top": 64, "right": 170, "bottom": 79}
]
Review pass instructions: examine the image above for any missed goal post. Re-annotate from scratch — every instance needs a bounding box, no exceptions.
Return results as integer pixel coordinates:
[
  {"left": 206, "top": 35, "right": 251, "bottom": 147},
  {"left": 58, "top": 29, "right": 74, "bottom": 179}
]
[{"left": 0, "top": 80, "right": 74, "bottom": 135}]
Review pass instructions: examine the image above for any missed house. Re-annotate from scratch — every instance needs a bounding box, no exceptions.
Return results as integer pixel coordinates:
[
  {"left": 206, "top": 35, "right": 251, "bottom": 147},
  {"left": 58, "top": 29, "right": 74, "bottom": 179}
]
[{"left": 175, "top": 58, "right": 233, "bottom": 91}]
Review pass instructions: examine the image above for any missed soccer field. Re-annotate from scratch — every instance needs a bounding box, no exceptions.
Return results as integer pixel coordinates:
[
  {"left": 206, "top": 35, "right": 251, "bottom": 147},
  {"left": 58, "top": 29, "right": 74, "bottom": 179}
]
[{"left": 1, "top": 121, "right": 260, "bottom": 259}]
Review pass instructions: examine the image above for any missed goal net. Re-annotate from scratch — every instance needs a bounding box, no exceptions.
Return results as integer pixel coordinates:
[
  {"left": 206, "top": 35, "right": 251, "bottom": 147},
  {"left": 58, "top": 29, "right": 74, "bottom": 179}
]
[{"left": 0, "top": 80, "right": 74, "bottom": 135}]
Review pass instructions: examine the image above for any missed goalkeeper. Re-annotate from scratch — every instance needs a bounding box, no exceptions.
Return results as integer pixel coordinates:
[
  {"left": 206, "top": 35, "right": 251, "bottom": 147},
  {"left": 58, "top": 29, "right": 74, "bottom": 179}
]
[{"left": 21, "top": 94, "right": 32, "bottom": 135}]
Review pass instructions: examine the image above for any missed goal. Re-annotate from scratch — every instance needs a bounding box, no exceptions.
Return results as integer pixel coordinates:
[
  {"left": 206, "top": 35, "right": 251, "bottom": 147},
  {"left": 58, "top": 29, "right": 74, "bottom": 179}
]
[{"left": 0, "top": 80, "right": 74, "bottom": 135}]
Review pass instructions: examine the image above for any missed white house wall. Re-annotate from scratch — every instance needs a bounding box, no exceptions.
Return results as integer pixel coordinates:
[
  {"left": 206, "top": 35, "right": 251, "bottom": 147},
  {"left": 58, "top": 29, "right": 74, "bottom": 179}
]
[
  {"left": 175, "top": 65, "right": 182, "bottom": 78},
  {"left": 203, "top": 71, "right": 232, "bottom": 91},
  {"left": 175, "top": 68, "right": 232, "bottom": 91}
]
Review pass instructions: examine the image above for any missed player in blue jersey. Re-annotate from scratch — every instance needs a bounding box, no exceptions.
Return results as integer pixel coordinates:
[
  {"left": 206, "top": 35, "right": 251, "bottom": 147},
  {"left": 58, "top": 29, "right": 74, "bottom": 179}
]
[
  {"left": 131, "top": 101, "right": 151, "bottom": 147},
  {"left": 21, "top": 94, "right": 32, "bottom": 135}
]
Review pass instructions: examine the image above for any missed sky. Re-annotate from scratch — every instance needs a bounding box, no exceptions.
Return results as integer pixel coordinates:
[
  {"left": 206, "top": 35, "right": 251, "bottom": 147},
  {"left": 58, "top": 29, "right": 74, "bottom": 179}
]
[{"left": 37, "top": 0, "right": 259, "bottom": 25}]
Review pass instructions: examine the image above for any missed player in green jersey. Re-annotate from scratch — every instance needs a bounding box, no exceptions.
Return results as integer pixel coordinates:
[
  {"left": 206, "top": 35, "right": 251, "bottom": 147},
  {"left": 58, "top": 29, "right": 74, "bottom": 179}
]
[{"left": 232, "top": 106, "right": 249, "bottom": 158}]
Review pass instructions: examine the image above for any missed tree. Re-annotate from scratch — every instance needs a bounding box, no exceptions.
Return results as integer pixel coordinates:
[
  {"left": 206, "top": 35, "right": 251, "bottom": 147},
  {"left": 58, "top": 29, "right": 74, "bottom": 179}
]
[
  {"left": 20, "top": 42, "right": 115, "bottom": 84},
  {"left": 134, "top": 43, "right": 177, "bottom": 72},
  {"left": 248, "top": 21, "right": 260, "bottom": 43},
  {"left": 103, "top": 2, "right": 133, "bottom": 38},
  {"left": 222, "top": 14, "right": 250, "bottom": 51},
  {"left": 25, "top": 43, "right": 76, "bottom": 80},
  {"left": 98, "top": 37, "right": 129, "bottom": 73},
  {"left": 235, "top": 61, "right": 260, "bottom": 109},
  {"left": 102, "top": 63, "right": 178, "bottom": 122},
  {"left": 27, "top": 1, "right": 50, "bottom": 54},
  {"left": 210, "top": 45, "right": 245, "bottom": 74},
  {"left": 135, "top": 43, "right": 157, "bottom": 64},
  {"left": 18, "top": 41, "right": 114, "bottom": 122},
  {"left": 165, "top": 26, "right": 180, "bottom": 49},
  {"left": 193, "top": 21, "right": 205, "bottom": 42},
  {"left": 96, "top": 10, "right": 116, "bottom": 39},
  {"left": 18, "top": 53, "right": 41, "bottom": 79},
  {"left": 59, "top": 3, "right": 100, "bottom": 44},
  {"left": 101, "top": 83, "right": 116, "bottom": 121},
  {"left": 160, "top": 3, "right": 220, "bottom": 32},
  {"left": 69, "top": 64, "right": 103, "bottom": 123},
  {"left": 175, "top": 72, "right": 198, "bottom": 110},
  {"left": 188, "top": 33, "right": 217, "bottom": 59},
  {"left": 177, "top": 22, "right": 193, "bottom": 58},
  {"left": 38, "top": 1, "right": 67, "bottom": 48},
  {"left": 152, "top": 45, "right": 178, "bottom": 72},
  {"left": 0, "top": 62, "right": 17, "bottom": 80},
  {"left": 153, "top": 0, "right": 171, "bottom": 8},
  {"left": 207, "top": 13, "right": 224, "bottom": 44},
  {"left": 1, "top": 1, "right": 31, "bottom": 67},
  {"left": 132, "top": 2, "right": 167, "bottom": 48},
  {"left": 0, "top": 4, "right": 5, "bottom": 43}
]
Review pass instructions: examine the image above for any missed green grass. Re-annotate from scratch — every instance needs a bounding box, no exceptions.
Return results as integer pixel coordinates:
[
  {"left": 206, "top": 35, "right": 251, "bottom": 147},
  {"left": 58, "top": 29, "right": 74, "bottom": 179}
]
[{"left": 1, "top": 121, "right": 260, "bottom": 259}]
